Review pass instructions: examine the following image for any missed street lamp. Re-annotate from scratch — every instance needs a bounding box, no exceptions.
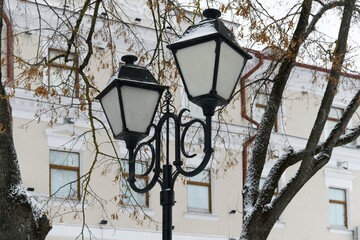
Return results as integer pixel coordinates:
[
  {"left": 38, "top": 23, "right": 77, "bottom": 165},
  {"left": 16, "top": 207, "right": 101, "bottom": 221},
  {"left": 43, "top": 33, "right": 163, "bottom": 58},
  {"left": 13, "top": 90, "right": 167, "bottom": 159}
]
[
  {"left": 96, "top": 9, "right": 251, "bottom": 240},
  {"left": 95, "top": 55, "right": 166, "bottom": 149},
  {"left": 167, "top": 8, "right": 252, "bottom": 116}
]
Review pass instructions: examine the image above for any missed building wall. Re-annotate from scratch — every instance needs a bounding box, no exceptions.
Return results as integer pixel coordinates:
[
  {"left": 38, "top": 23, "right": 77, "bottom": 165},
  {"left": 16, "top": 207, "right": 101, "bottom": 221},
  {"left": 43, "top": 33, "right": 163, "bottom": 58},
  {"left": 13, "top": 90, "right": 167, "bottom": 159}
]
[
  {"left": 4, "top": 0, "right": 360, "bottom": 240},
  {"left": 10, "top": 88, "right": 360, "bottom": 240}
]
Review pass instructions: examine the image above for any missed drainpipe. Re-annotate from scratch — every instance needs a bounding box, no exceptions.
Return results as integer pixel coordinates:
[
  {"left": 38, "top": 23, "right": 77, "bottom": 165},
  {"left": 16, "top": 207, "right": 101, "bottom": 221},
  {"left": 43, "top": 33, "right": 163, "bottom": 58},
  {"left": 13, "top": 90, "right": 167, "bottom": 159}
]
[
  {"left": 2, "top": 11, "right": 14, "bottom": 128},
  {"left": 242, "top": 134, "right": 257, "bottom": 185},
  {"left": 2, "top": 11, "right": 14, "bottom": 87},
  {"left": 240, "top": 50, "right": 264, "bottom": 186},
  {"left": 240, "top": 50, "right": 263, "bottom": 126}
]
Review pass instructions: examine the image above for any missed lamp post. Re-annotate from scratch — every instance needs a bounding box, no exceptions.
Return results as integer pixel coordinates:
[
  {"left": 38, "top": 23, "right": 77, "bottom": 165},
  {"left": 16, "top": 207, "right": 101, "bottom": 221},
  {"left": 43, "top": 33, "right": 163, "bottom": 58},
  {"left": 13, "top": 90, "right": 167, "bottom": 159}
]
[{"left": 96, "top": 9, "right": 251, "bottom": 240}]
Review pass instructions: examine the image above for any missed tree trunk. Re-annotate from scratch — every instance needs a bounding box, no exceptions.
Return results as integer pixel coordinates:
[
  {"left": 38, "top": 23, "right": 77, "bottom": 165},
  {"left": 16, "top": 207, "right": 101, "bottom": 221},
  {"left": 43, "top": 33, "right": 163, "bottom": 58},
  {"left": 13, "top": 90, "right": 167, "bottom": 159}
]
[
  {"left": 0, "top": 1, "right": 51, "bottom": 238},
  {"left": 240, "top": 213, "right": 269, "bottom": 240},
  {"left": 240, "top": 0, "right": 357, "bottom": 239}
]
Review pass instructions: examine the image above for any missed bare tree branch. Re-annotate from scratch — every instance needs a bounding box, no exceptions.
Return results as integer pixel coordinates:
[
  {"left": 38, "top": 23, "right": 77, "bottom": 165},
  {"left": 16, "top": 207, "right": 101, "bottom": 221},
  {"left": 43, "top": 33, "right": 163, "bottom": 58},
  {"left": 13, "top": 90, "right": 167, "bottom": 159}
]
[
  {"left": 265, "top": 0, "right": 356, "bottom": 233},
  {"left": 243, "top": 0, "right": 313, "bottom": 212}
]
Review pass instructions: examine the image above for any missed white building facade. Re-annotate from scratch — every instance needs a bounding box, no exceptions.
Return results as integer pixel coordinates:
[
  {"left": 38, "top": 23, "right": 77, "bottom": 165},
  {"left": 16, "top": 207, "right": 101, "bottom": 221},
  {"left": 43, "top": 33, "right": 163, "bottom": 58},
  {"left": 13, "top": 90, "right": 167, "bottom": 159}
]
[{"left": 2, "top": 0, "right": 360, "bottom": 240}]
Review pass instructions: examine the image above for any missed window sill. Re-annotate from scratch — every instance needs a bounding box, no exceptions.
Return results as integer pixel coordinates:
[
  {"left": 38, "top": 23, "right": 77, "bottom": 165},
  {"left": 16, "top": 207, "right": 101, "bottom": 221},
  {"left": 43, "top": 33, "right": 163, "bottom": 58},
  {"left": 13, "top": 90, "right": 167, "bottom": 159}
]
[
  {"left": 183, "top": 211, "right": 219, "bottom": 221},
  {"left": 47, "top": 197, "right": 87, "bottom": 210},
  {"left": 26, "top": 191, "right": 86, "bottom": 210},
  {"left": 328, "top": 226, "right": 352, "bottom": 235},
  {"left": 123, "top": 205, "right": 155, "bottom": 216},
  {"left": 274, "top": 221, "right": 285, "bottom": 228}
]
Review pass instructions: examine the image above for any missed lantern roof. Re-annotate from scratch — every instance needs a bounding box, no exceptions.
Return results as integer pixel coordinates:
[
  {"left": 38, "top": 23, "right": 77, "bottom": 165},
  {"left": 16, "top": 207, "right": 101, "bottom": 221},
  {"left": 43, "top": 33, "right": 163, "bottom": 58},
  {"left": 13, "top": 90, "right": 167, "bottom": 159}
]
[
  {"left": 95, "top": 55, "right": 166, "bottom": 147},
  {"left": 108, "top": 55, "right": 158, "bottom": 85},
  {"left": 168, "top": 9, "right": 252, "bottom": 60}
]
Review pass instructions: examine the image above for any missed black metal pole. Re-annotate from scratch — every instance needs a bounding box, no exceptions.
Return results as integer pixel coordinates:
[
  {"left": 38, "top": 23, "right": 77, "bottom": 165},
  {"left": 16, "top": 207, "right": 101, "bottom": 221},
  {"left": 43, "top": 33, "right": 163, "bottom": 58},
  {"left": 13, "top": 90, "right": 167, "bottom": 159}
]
[
  {"left": 125, "top": 94, "right": 213, "bottom": 240},
  {"left": 160, "top": 164, "right": 175, "bottom": 240}
]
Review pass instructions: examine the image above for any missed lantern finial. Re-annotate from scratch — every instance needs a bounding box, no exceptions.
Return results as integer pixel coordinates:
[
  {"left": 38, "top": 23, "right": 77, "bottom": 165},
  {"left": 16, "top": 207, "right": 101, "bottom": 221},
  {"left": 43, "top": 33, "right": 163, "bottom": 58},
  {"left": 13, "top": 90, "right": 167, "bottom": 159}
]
[
  {"left": 203, "top": 9, "right": 221, "bottom": 19},
  {"left": 121, "top": 55, "right": 138, "bottom": 65}
]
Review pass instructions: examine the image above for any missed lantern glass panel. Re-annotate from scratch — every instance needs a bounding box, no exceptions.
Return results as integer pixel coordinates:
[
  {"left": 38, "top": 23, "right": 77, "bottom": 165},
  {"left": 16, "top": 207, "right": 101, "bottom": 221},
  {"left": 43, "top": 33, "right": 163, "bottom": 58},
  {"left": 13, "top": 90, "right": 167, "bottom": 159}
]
[
  {"left": 121, "top": 85, "right": 161, "bottom": 133},
  {"left": 175, "top": 41, "right": 216, "bottom": 97},
  {"left": 216, "top": 42, "right": 246, "bottom": 100},
  {"left": 101, "top": 87, "right": 123, "bottom": 136}
]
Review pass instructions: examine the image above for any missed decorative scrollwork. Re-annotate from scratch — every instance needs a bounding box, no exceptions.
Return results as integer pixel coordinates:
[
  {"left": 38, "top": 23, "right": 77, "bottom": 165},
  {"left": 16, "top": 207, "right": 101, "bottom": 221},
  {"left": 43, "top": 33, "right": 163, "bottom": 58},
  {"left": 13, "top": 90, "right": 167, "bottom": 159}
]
[
  {"left": 170, "top": 110, "right": 213, "bottom": 178},
  {"left": 127, "top": 142, "right": 160, "bottom": 194},
  {"left": 178, "top": 109, "right": 206, "bottom": 159},
  {"left": 134, "top": 141, "right": 155, "bottom": 177},
  {"left": 127, "top": 99, "right": 213, "bottom": 191},
  {"left": 161, "top": 89, "right": 176, "bottom": 114}
]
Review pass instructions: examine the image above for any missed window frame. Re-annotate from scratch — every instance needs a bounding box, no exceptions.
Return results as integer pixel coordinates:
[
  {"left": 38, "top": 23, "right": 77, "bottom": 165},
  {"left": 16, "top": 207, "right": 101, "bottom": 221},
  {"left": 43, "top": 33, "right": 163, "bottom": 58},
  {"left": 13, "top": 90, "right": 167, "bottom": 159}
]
[
  {"left": 186, "top": 169, "right": 212, "bottom": 213},
  {"left": 49, "top": 149, "right": 80, "bottom": 200},
  {"left": 253, "top": 92, "right": 278, "bottom": 132},
  {"left": 122, "top": 160, "right": 149, "bottom": 208},
  {"left": 327, "top": 107, "right": 344, "bottom": 123},
  {"left": 328, "top": 187, "right": 348, "bottom": 228},
  {"left": 325, "top": 106, "right": 344, "bottom": 139},
  {"left": 47, "top": 48, "right": 79, "bottom": 97}
]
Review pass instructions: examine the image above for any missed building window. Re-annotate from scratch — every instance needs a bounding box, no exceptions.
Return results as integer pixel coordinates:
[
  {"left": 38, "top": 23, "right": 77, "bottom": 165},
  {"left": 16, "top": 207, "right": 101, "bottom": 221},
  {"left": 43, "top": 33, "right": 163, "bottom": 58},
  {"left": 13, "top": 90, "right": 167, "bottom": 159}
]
[
  {"left": 122, "top": 160, "right": 149, "bottom": 207},
  {"left": 48, "top": 49, "right": 79, "bottom": 97},
  {"left": 253, "top": 92, "right": 278, "bottom": 132},
  {"left": 187, "top": 169, "right": 211, "bottom": 213},
  {"left": 329, "top": 187, "right": 347, "bottom": 228},
  {"left": 325, "top": 107, "right": 343, "bottom": 139},
  {"left": 49, "top": 150, "right": 80, "bottom": 200}
]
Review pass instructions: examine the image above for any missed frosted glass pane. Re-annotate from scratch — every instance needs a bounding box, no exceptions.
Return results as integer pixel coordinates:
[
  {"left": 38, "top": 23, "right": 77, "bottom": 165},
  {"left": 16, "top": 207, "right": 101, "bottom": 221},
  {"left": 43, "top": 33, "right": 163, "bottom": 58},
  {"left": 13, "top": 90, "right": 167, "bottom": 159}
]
[
  {"left": 254, "top": 106, "right": 265, "bottom": 122},
  {"left": 256, "top": 93, "right": 269, "bottom": 105},
  {"left": 326, "top": 120, "right": 338, "bottom": 130},
  {"left": 175, "top": 41, "right": 216, "bottom": 97},
  {"left": 101, "top": 87, "right": 123, "bottom": 136},
  {"left": 253, "top": 93, "right": 269, "bottom": 122},
  {"left": 121, "top": 86, "right": 160, "bottom": 133},
  {"left": 49, "top": 50, "right": 76, "bottom": 66},
  {"left": 49, "top": 150, "right": 79, "bottom": 167},
  {"left": 216, "top": 42, "right": 245, "bottom": 100},
  {"left": 329, "top": 203, "right": 346, "bottom": 226},
  {"left": 49, "top": 67, "right": 76, "bottom": 96},
  {"left": 324, "top": 120, "right": 338, "bottom": 139},
  {"left": 50, "top": 169, "right": 78, "bottom": 199},
  {"left": 329, "top": 188, "right": 346, "bottom": 201},
  {"left": 187, "top": 185, "right": 209, "bottom": 212},
  {"left": 329, "top": 107, "right": 343, "bottom": 119},
  {"left": 123, "top": 178, "right": 147, "bottom": 207},
  {"left": 49, "top": 68, "right": 62, "bottom": 88},
  {"left": 123, "top": 160, "right": 148, "bottom": 175}
]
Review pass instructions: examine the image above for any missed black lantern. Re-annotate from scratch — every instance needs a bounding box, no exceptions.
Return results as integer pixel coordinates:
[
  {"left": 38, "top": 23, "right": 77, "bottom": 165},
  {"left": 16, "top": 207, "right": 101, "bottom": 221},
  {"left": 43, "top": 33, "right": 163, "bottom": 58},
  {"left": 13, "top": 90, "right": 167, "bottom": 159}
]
[
  {"left": 95, "top": 55, "right": 166, "bottom": 148},
  {"left": 167, "top": 9, "right": 252, "bottom": 116}
]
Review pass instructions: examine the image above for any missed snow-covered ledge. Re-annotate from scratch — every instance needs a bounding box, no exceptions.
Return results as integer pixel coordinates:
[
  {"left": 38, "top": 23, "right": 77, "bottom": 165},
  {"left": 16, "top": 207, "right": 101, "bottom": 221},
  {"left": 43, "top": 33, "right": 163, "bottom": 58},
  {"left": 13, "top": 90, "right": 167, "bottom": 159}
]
[
  {"left": 122, "top": 205, "right": 156, "bottom": 217},
  {"left": 274, "top": 221, "right": 285, "bottom": 229},
  {"left": 328, "top": 227, "right": 353, "bottom": 235},
  {"left": 183, "top": 211, "right": 219, "bottom": 221}
]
